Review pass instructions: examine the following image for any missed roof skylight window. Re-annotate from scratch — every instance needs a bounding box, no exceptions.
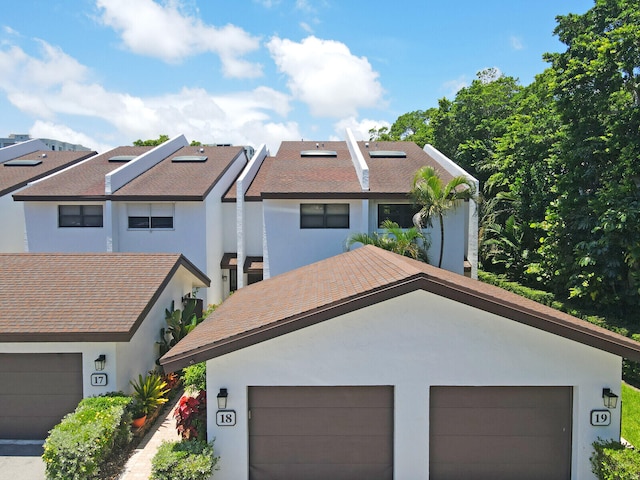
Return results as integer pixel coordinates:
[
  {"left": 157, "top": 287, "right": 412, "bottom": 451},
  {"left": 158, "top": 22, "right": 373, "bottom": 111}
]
[
  {"left": 108, "top": 155, "right": 137, "bottom": 162},
  {"left": 368, "top": 151, "right": 407, "bottom": 158},
  {"left": 3, "top": 159, "right": 43, "bottom": 167},
  {"left": 300, "top": 150, "right": 337, "bottom": 157},
  {"left": 172, "top": 155, "right": 208, "bottom": 163}
]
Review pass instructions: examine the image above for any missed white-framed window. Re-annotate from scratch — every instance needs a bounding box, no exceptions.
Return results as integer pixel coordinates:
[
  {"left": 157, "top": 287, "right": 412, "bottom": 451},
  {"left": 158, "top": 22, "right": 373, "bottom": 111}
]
[
  {"left": 127, "top": 204, "right": 174, "bottom": 230},
  {"left": 58, "top": 205, "right": 103, "bottom": 228},
  {"left": 300, "top": 203, "right": 349, "bottom": 229}
]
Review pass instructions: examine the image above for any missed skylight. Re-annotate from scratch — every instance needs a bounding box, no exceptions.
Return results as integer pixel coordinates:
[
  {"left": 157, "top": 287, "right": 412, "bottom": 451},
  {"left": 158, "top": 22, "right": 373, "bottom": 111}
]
[
  {"left": 300, "top": 150, "right": 337, "bottom": 157},
  {"left": 368, "top": 151, "right": 407, "bottom": 158},
  {"left": 108, "top": 155, "right": 137, "bottom": 162},
  {"left": 3, "top": 159, "right": 43, "bottom": 167},
  {"left": 172, "top": 155, "right": 208, "bottom": 163}
]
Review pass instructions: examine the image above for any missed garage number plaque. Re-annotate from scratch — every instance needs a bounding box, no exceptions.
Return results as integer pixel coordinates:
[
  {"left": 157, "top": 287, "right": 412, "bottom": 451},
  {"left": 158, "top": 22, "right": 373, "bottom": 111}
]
[
  {"left": 216, "top": 410, "right": 236, "bottom": 426},
  {"left": 91, "top": 373, "right": 108, "bottom": 386},
  {"left": 591, "top": 409, "right": 611, "bottom": 426}
]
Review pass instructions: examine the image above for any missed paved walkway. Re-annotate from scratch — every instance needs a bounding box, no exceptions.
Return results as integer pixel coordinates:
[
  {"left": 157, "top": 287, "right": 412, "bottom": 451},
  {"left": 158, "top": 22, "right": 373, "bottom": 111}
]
[{"left": 118, "top": 394, "right": 183, "bottom": 480}]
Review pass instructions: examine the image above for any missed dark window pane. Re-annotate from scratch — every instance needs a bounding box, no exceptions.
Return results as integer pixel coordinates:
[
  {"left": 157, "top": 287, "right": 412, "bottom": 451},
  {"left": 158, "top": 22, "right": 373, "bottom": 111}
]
[
  {"left": 128, "top": 216, "right": 150, "bottom": 229},
  {"left": 247, "top": 273, "right": 263, "bottom": 285},
  {"left": 326, "top": 214, "right": 349, "bottom": 228},
  {"left": 378, "top": 204, "right": 418, "bottom": 228},
  {"left": 301, "top": 214, "right": 325, "bottom": 228},
  {"left": 59, "top": 205, "right": 103, "bottom": 227},
  {"left": 151, "top": 216, "right": 173, "bottom": 229}
]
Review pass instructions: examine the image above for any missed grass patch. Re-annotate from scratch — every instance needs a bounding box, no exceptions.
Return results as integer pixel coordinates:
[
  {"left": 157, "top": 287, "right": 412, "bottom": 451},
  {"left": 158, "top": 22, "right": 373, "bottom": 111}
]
[{"left": 622, "top": 382, "right": 640, "bottom": 447}]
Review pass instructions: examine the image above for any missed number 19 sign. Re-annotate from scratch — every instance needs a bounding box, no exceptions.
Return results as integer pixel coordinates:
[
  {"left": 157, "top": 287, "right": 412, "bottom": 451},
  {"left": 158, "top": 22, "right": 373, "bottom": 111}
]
[
  {"left": 216, "top": 410, "right": 236, "bottom": 426},
  {"left": 591, "top": 410, "right": 612, "bottom": 426}
]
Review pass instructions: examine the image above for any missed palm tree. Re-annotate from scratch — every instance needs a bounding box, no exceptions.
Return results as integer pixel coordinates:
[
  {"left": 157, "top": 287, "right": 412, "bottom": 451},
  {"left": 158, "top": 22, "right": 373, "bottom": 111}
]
[
  {"left": 411, "top": 166, "right": 476, "bottom": 268},
  {"left": 346, "top": 220, "right": 429, "bottom": 262}
]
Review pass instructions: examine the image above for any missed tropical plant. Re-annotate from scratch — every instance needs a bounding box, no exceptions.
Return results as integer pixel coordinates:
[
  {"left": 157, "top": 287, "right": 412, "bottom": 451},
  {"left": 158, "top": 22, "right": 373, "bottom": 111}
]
[
  {"left": 411, "top": 166, "right": 476, "bottom": 268},
  {"left": 174, "top": 391, "right": 207, "bottom": 441},
  {"left": 130, "top": 372, "right": 170, "bottom": 417},
  {"left": 345, "top": 219, "right": 429, "bottom": 262},
  {"left": 158, "top": 298, "right": 203, "bottom": 359}
]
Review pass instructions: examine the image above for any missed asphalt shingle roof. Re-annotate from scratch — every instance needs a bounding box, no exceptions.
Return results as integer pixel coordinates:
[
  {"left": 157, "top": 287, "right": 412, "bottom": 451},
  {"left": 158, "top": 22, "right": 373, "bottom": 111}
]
[
  {"left": 0, "top": 253, "right": 209, "bottom": 342},
  {"left": 1, "top": 150, "right": 96, "bottom": 197},
  {"left": 161, "top": 245, "right": 640, "bottom": 371},
  {"left": 13, "top": 145, "right": 246, "bottom": 201}
]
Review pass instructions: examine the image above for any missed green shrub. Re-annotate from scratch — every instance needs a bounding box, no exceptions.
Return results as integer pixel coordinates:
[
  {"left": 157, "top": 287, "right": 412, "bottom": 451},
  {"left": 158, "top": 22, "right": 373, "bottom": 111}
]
[
  {"left": 591, "top": 439, "right": 640, "bottom": 479},
  {"left": 43, "top": 394, "right": 132, "bottom": 480},
  {"left": 182, "top": 362, "right": 206, "bottom": 392},
  {"left": 130, "top": 372, "right": 170, "bottom": 416},
  {"left": 151, "top": 440, "right": 219, "bottom": 480}
]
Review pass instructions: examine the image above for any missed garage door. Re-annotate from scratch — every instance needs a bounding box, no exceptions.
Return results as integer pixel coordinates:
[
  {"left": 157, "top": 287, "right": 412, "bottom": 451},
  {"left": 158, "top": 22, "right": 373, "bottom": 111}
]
[
  {"left": 430, "top": 386, "right": 572, "bottom": 480},
  {"left": 0, "top": 353, "right": 83, "bottom": 440},
  {"left": 249, "top": 386, "right": 393, "bottom": 480}
]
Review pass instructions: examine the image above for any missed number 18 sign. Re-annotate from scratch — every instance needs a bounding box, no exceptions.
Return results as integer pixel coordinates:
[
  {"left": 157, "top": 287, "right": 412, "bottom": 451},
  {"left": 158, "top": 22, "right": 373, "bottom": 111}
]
[{"left": 216, "top": 410, "right": 236, "bottom": 426}]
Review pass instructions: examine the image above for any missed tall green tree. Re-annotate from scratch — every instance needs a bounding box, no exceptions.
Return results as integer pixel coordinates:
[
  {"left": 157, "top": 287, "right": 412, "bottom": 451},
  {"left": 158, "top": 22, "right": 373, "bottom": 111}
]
[
  {"left": 345, "top": 220, "right": 429, "bottom": 262},
  {"left": 542, "top": 0, "right": 640, "bottom": 309},
  {"left": 411, "top": 166, "right": 476, "bottom": 268}
]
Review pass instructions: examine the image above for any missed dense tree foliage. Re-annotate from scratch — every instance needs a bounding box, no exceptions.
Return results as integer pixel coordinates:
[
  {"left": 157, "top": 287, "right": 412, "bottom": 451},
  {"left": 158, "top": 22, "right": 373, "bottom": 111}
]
[{"left": 377, "top": 0, "right": 640, "bottom": 313}]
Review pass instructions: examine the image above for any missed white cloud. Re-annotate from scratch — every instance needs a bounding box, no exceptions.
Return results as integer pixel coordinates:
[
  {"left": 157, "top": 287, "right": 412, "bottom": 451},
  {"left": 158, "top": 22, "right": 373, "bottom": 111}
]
[
  {"left": 95, "top": 0, "right": 262, "bottom": 78},
  {"left": 510, "top": 35, "right": 524, "bottom": 51},
  {"left": 442, "top": 76, "right": 468, "bottom": 97},
  {"left": 267, "top": 36, "right": 385, "bottom": 118},
  {"left": 333, "top": 116, "right": 391, "bottom": 141},
  {"left": 300, "top": 22, "right": 314, "bottom": 34},
  {"left": 0, "top": 38, "right": 298, "bottom": 152},
  {"left": 30, "top": 120, "right": 113, "bottom": 153}
]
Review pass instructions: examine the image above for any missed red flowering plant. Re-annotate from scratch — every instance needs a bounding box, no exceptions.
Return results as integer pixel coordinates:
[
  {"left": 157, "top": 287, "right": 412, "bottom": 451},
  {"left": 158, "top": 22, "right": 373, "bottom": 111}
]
[{"left": 173, "top": 390, "right": 207, "bottom": 441}]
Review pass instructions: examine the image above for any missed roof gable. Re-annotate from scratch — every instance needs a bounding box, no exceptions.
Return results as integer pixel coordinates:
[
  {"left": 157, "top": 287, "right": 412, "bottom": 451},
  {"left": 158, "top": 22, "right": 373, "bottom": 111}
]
[
  {"left": 0, "top": 253, "right": 210, "bottom": 342},
  {"left": 160, "top": 246, "right": 640, "bottom": 371}
]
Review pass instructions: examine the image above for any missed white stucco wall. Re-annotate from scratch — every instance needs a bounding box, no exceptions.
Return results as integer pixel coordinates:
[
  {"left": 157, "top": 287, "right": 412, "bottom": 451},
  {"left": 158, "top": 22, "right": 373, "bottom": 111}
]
[
  {"left": 263, "top": 199, "right": 366, "bottom": 277},
  {"left": 205, "top": 290, "right": 620, "bottom": 480},
  {"left": 23, "top": 201, "right": 108, "bottom": 252},
  {"left": 0, "top": 193, "right": 26, "bottom": 252}
]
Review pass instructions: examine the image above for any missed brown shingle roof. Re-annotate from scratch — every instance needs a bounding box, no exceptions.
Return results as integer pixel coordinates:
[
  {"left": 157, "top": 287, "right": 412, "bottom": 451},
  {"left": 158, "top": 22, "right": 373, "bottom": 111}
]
[
  {"left": 13, "top": 145, "right": 246, "bottom": 201},
  {"left": 244, "top": 141, "right": 362, "bottom": 199},
  {"left": 360, "top": 141, "right": 456, "bottom": 193},
  {"left": 161, "top": 245, "right": 640, "bottom": 371},
  {"left": 0, "top": 253, "right": 209, "bottom": 342},
  {"left": 113, "top": 145, "right": 246, "bottom": 200},
  {"left": 13, "top": 146, "right": 151, "bottom": 200},
  {"left": 1, "top": 150, "right": 96, "bottom": 197},
  {"left": 236, "top": 140, "right": 459, "bottom": 201}
]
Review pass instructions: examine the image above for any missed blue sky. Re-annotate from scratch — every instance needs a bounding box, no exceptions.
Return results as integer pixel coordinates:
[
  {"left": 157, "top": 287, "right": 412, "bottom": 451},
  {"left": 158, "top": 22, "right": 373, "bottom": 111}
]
[{"left": 0, "top": 0, "right": 593, "bottom": 153}]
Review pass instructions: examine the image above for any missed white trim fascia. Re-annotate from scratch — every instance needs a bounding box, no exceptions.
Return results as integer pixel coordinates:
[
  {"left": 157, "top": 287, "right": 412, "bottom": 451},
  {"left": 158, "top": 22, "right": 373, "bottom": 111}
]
[
  {"left": 0, "top": 139, "right": 48, "bottom": 163},
  {"left": 345, "top": 128, "right": 369, "bottom": 191},
  {"left": 105, "top": 134, "right": 188, "bottom": 194},
  {"left": 236, "top": 144, "right": 268, "bottom": 290}
]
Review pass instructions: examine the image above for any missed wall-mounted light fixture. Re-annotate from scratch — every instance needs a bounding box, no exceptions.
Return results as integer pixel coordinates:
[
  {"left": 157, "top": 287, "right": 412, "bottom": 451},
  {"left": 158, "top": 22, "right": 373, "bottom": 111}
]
[
  {"left": 603, "top": 388, "right": 619, "bottom": 409},
  {"left": 217, "top": 388, "right": 228, "bottom": 409},
  {"left": 94, "top": 354, "right": 106, "bottom": 371},
  {"left": 222, "top": 274, "right": 228, "bottom": 281}
]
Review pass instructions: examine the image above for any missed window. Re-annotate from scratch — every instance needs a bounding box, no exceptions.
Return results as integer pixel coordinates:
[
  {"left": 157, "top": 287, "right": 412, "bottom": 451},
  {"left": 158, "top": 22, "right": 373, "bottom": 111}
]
[
  {"left": 58, "top": 205, "right": 103, "bottom": 227},
  {"left": 378, "top": 204, "right": 420, "bottom": 229},
  {"left": 300, "top": 204, "right": 349, "bottom": 229},
  {"left": 128, "top": 204, "right": 174, "bottom": 230}
]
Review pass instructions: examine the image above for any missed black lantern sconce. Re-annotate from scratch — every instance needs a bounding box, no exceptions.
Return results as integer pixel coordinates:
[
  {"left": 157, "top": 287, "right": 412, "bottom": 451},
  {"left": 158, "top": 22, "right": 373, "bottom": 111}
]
[
  {"left": 94, "top": 354, "right": 106, "bottom": 371},
  {"left": 603, "top": 388, "right": 619, "bottom": 409},
  {"left": 217, "top": 388, "right": 228, "bottom": 409}
]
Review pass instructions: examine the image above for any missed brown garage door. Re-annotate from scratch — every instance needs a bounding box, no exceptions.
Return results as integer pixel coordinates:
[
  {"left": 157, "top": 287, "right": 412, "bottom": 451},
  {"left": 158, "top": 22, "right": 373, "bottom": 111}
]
[
  {"left": 430, "top": 386, "right": 572, "bottom": 480},
  {"left": 249, "top": 386, "right": 393, "bottom": 480},
  {"left": 0, "top": 353, "right": 83, "bottom": 439}
]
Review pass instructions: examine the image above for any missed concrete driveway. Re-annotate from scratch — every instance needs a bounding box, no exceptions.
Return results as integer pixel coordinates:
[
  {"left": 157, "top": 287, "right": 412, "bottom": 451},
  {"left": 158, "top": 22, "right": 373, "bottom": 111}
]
[{"left": 0, "top": 441, "right": 46, "bottom": 480}]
